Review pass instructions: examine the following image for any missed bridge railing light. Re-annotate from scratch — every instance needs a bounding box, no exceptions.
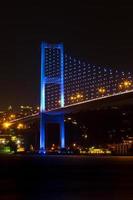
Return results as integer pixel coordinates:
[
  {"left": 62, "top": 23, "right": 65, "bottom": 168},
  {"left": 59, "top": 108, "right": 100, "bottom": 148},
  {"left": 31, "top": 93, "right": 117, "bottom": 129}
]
[
  {"left": 123, "top": 80, "right": 132, "bottom": 87},
  {"left": 118, "top": 80, "right": 132, "bottom": 91},
  {"left": 70, "top": 93, "right": 84, "bottom": 102},
  {"left": 98, "top": 87, "right": 106, "bottom": 95},
  {"left": 119, "top": 84, "right": 123, "bottom": 89}
]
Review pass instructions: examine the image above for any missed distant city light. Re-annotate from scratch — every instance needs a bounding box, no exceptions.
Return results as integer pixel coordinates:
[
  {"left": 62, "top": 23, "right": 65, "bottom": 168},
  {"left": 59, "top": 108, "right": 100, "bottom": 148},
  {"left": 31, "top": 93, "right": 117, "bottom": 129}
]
[
  {"left": 68, "top": 117, "right": 71, "bottom": 120},
  {"left": 10, "top": 114, "right": 16, "bottom": 119},
  {"left": 17, "top": 123, "right": 24, "bottom": 129},
  {"left": 16, "top": 139, "right": 21, "bottom": 145},
  {"left": 72, "top": 121, "right": 77, "bottom": 125},
  {"left": 37, "top": 106, "right": 40, "bottom": 110},
  {"left": 11, "top": 136, "right": 17, "bottom": 141},
  {"left": 84, "top": 134, "right": 88, "bottom": 139},
  {"left": 2, "top": 122, "right": 11, "bottom": 129}
]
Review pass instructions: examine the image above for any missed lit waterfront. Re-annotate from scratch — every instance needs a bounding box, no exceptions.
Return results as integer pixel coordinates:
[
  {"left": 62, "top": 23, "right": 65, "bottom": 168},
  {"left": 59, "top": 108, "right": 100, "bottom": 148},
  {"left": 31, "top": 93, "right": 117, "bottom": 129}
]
[{"left": 0, "top": 155, "right": 133, "bottom": 200}]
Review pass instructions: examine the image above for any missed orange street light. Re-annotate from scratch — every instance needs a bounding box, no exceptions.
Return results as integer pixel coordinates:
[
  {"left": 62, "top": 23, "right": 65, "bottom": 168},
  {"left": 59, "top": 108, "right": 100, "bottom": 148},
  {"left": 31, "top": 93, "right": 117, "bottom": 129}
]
[{"left": 3, "top": 122, "right": 11, "bottom": 129}]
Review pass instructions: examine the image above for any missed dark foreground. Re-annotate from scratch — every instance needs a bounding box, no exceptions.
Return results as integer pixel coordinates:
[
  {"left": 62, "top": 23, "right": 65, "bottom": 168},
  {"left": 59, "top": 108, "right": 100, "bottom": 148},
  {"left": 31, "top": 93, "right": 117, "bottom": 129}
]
[{"left": 0, "top": 155, "right": 133, "bottom": 200}]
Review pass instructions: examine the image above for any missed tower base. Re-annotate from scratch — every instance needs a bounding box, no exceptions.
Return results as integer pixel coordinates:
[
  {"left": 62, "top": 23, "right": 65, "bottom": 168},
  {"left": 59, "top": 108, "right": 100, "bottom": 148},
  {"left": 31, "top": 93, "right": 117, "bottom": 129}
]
[{"left": 40, "top": 113, "right": 65, "bottom": 154}]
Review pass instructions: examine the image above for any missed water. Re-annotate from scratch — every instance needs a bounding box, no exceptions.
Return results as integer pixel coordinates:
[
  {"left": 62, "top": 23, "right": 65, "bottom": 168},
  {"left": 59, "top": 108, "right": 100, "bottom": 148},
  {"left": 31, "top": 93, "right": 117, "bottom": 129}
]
[{"left": 0, "top": 155, "right": 133, "bottom": 200}]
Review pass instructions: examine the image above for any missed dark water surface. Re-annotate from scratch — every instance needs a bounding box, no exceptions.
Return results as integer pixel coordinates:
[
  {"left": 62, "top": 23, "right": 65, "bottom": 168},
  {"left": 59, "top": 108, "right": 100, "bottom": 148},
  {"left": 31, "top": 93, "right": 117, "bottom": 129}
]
[{"left": 0, "top": 155, "right": 133, "bottom": 200}]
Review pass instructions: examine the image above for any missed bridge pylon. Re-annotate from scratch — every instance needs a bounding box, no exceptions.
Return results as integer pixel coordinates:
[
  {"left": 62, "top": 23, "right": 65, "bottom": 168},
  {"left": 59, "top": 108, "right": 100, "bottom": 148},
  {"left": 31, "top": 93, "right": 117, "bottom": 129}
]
[{"left": 40, "top": 42, "right": 65, "bottom": 153}]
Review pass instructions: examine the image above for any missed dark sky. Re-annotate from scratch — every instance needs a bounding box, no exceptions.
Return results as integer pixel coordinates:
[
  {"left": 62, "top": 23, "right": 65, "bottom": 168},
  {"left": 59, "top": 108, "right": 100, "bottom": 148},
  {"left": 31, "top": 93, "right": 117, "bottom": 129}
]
[{"left": 0, "top": 1, "right": 133, "bottom": 109}]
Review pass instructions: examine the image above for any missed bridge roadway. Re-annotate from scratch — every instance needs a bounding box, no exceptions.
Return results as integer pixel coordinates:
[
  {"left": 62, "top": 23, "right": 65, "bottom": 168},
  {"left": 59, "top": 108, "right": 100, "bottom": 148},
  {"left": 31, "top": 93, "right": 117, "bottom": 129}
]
[{"left": 10, "top": 89, "right": 133, "bottom": 124}]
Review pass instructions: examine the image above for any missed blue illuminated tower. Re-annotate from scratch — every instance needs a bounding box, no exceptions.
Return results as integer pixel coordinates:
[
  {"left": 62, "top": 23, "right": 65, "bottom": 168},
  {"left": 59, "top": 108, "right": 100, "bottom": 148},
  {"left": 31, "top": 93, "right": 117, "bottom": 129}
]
[{"left": 40, "top": 42, "right": 65, "bottom": 153}]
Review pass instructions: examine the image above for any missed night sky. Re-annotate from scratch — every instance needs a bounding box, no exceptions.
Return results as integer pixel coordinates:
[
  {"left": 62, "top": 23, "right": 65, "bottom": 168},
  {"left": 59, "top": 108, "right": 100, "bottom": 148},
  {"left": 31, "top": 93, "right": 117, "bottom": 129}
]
[{"left": 0, "top": 2, "right": 133, "bottom": 109}]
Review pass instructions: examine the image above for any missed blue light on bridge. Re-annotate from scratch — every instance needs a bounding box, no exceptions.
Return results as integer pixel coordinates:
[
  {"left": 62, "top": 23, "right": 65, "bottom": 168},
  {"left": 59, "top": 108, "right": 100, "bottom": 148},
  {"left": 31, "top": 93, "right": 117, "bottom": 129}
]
[
  {"left": 60, "top": 44, "right": 64, "bottom": 108},
  {"left": 40, "top": 42, "right": 46, "bottom": 153},
  {"left": 40, "top": 42, "right": 65, "bottom": 153},
  {"left": 60, "top": 115, "right": 65, "bottom": 148},
  {"left": 40, "top": 42, "right": 45, "bottom": 113}
]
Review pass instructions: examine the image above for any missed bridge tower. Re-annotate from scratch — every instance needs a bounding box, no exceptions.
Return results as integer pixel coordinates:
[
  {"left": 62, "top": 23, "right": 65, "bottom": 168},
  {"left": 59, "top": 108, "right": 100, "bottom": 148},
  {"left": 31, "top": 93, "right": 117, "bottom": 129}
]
[{"left": 40, "top": 42, "right": 65, "bottom": 153}]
